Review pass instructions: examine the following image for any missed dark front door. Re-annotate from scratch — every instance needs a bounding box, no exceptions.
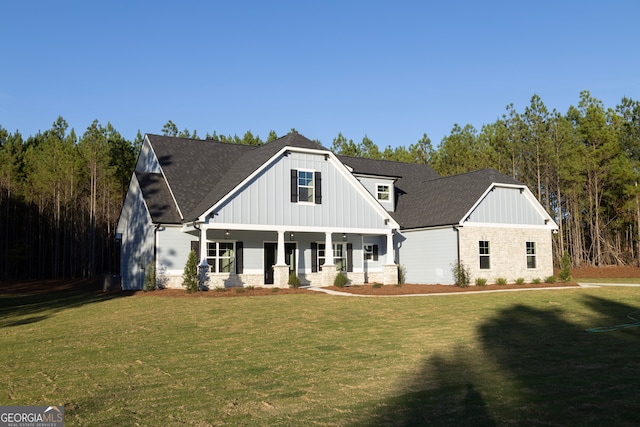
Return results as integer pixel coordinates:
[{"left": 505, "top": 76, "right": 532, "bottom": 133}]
[{"left": 264, "top": 242, "right": 297, "bottom": 285}]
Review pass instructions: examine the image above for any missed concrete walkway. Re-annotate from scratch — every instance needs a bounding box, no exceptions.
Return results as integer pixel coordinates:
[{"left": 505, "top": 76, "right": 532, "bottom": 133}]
[{"left": 305, "top": 283, "right": 640, "bottom": 297}]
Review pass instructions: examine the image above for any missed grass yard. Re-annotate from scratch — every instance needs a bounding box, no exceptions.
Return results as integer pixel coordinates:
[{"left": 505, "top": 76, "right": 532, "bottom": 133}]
[{"left": 2, "top": 286, "right": 640, "bottom": 426}]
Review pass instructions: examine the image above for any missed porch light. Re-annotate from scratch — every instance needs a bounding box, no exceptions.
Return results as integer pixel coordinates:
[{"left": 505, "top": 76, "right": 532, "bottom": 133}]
[
  {"left": 225, "top": 230, "right": 230, "bottom": 239},
  {"left": 290, "top": 232, "right": 294, "bottom": 241},
  {"left": 342, "top": 233, "right": 347, "bottom": 241}
]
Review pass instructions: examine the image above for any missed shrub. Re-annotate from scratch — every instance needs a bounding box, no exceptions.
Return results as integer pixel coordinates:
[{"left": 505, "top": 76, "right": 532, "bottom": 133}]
[
  {"left": 372, "top": 282, "right": 383, "bottom": 288},
  {"left": 544, "top": 275, "right": 557, "bottom": 283},
  {"left": 143, "top": 261, "right": 157, "bottom": 291},
  {"left": 451, "top": 262, "right": 471, "bottom": 288},
  {"left": 235, "top": 288, "right": 245, "bottom": 294},
  {"left": 182, "top": 249, "right": 198, "bottom": 293},
  {"left": 334, "top": 272, "right": 349, "bottom": 288},
  {"left": 532, "top": 278, "right": 542, "bottom": 284},
  {"left": 398, "top": 265, "right": 406, "bottom": 285},
  {"left": 288, "top": 272, "right": 301, "bottom": 288},
  {"left": 475, "top": 277, "right": 487, "bottom": 286},
  {"left": 246, "top": 286, "right": 255, "bottom": 290},
  {"left": 495, "top": 277, "right": 507, "bottom": 286},
  {"left": 559, "top": 250, "right": 572, "bottom": 282},
  {"left": 271, "top": 287, "right": 280, "bottom": 292},
  {"left": 214, "top": 286, "right": 226, "bottom": 292},
  {"left": 515, "top": 277, "right": 525, "bottom": 285}
]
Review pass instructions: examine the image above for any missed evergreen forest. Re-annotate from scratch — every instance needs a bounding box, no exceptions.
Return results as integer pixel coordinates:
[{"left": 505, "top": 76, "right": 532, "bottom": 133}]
[{"left": 1, "top": 90, "right": 639, "bottom": 280}]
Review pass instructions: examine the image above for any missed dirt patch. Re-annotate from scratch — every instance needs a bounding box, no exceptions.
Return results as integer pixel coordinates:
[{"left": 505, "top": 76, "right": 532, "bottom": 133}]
[{"left": 567, "top": 265, "right": 640, "bottom": 278}]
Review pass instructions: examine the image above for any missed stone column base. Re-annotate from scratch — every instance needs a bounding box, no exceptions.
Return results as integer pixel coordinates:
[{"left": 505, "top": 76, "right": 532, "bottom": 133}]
[
  {"left": 321, "top": 264, "right": 338, "bottom": 287},
  {"left": 273, "top": 265, "right": 290, "bottom": 287},
  {"left": 383, "top": 264, "right": 398, "bottom": 285}
]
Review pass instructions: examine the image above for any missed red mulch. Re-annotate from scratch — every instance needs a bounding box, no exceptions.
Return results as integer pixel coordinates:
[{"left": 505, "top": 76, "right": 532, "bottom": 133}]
[{"left": 1, "top": 266, "right": 638, "bottom": 297}]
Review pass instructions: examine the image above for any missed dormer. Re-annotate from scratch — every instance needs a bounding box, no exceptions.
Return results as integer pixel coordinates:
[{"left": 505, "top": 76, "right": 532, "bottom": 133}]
[{"left": 351, "top": 173, "right": 397, "bottom": 212}]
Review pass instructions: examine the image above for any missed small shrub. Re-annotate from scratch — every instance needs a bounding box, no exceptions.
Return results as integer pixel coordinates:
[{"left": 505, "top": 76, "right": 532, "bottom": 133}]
[
  {"left": 559, "top": 250, "right": 572, "bottom": 282},
  {"left": 372, "top": 282, "right": 383, "bottom": 288},
  {"left": 475, "top": 277, "right": 487, "bottom": 286},
  {"left": 143, "top": 261, "right": 156, "bottom": 291},
  {"left": 214, "top": 286, "right": 226, "bottom": 292},
  {"left": 182, "top": 249, "right": 198, "bottom": 293},
  {"left": 545, "top": 275, "right": 557, "bottom": 283},
  {"left": 246, "top": 285, "right": 255, "bottom": 290},
  {"left": 495, "top": 277, "right": 507, "bottom": 286},
  {"left": 515, "top": 277, "right": 525, "bottom": 285},
  {"left": 271, "top": 287, "right": 280, "bottom": 293},
  {"left": 532, "top": 278, "right": 542, "bottom": 284},
  {"left": 451, "top": 262, "right": 471, "bottom": 288},
  {"left": 334, "top": 272, "right": 349, "bottom": 288},
  {"left": 235, "top": 288, "right": 245, "bottom": 294},
  {"left": 288, "top": 272, "right": 301, "bottom": 288},
  {"left": 398, "top": 264, "right": 406, "bottom": 285}
]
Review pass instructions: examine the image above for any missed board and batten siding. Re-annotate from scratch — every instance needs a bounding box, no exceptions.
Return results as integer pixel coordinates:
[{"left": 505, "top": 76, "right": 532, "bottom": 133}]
[
  {"left": 211, "top": 152, "right": 388, "bottom": 230},
  {"left": 135, "top": 138, "right": 162, "bottom": 174},
  {"left": 156, "top": 226, "right": 197, "bottom": 275},
  {"left": 398, "top": 227, "right": 458, "bottom": 284},
  {"left": 467, "top": 187, "right": 543, "bottom": 225},
  {"left": 118, "top": 175, "right": 156, "bottom": 290},
  {"left": 355, "top": 176, "right": 395, "bottom": 212}
]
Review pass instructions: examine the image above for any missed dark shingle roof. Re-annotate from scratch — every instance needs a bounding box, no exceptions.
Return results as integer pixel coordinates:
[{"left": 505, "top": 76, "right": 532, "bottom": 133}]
[
  {"left": 136, "top": 171, "right": 182, "bottom": 223},
  {"left": 146, "top": 133, "right": 328, "bottom": 222},
  {"left": 395, "top": 168, "right": 523, "bottom": 229}
]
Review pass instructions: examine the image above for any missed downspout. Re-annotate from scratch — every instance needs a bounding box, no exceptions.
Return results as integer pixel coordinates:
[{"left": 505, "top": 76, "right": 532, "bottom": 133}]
[{"left": 453, "top": 225, "right": 461, "bottom": 284}]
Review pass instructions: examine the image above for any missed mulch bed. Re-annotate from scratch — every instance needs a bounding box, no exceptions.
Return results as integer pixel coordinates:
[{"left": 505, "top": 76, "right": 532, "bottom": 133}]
[{"left": 1, "top": 266, "right": 638, "bottom": 297}]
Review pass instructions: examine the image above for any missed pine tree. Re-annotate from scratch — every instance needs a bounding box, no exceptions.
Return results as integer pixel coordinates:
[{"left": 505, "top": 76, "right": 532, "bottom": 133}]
[{"left": 182, "top": 249, "right": 198, "bottom": 293}]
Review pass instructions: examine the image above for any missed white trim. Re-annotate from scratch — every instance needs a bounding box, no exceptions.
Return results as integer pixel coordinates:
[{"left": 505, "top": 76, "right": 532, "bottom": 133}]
[
  {"left": 194, "top": 222, "right": 394, "bottom": 235},
  {"left": 460, "top": 221, "right": 556, "bottom": 230},
  {"left": 375, "top": 182, "right": 392, "bottom": 202},
  {"left": 295, "top": 168, "right": 316, "bottom": 204}
]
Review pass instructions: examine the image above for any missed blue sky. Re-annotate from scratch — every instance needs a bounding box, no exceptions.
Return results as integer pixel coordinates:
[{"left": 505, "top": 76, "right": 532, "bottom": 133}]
[{"left": 1, "top": 1, "right": 639, "bottom": 149}]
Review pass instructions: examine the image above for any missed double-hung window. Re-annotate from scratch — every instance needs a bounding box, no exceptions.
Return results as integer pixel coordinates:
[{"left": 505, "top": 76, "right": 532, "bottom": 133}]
[
  {"left": 526, "top": 242, "right": 536, "bottom": 268},
  {"left": 291, "top": 169, "right": 322, "bottom": 204},
  {"left": 207, "top": 241, "right": 236, "bottom": 273},
  {"left": 479, "top": 241, "right": 490, "bottom": 269},
  {"left": 377, "top": 184, "right": 390, "bottom": 201},
  {"left": 318, "top": 243, "right": 347, "bottom": 272}
]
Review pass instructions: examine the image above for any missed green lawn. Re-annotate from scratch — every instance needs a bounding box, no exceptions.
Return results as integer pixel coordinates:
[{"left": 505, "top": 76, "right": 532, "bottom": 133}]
[{"left": 2, "top": 286, "right": 640, "bottom": 426}]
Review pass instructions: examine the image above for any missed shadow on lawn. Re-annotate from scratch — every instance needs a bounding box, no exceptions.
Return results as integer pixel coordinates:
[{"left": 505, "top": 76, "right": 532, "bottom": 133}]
[
  {"left": 357, "top": 294, "right": 640, "bottom": 426},
  {"left": 0, "top": 289, "right": 130, "bottom": 328}
]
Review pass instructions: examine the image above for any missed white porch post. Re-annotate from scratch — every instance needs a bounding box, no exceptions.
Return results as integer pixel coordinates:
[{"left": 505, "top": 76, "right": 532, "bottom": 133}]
[
  {"left": 199, "top": 227, "right": 208, "bottom": 263},
  {"left": 273, "top": 229, "right": 289, "bottom": 287},
  {"left": 322, "top": 232, "right": 337, "bottom": 286},
  {"left": 384, "top": 230, "right": 398, "bottom": 285}
]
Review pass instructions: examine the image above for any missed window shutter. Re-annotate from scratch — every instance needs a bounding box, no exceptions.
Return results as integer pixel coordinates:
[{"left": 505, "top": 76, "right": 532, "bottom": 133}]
[
  {"left": 372, "top": 244, "right": 379, "bottom": 261},
  {"left": 236, "top": 241, "right": 243, "bottom": 274},
  {"left": 291, "top": 169, "right": 298, "bottom": 203},
  {"left": 347, "top": 243, "right": 353, "bottom": 272},
  {"left": 314, "top": 171, "right": 322, "bottom": 204},
  {"left": 190, "top": 241, "right": 200, "bottom": 260},
  {"left": 311, "top": 242, "right": 318, "bottom": 272}
]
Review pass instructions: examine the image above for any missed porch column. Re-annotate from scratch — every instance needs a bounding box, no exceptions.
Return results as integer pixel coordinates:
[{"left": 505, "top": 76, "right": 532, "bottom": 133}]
[
  {"left": 199, "top": 227, "right": 208, "bottom": 263},
  {"left": 322, "top": 232, "right": 337, "bottom": 286},
  {"left": 273, "top": 229, "right": 289, "bottom": 287},
  {"left": 384, "top": 230, "right": 398, "bottom": 285}
]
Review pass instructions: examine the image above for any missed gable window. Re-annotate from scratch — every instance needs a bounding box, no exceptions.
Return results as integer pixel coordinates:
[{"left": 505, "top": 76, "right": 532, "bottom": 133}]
[
  {"left": 526, "top": 241, "right": 536, "bottom": 268},
  {"left": 377, "top": 184, "right": 390, "bottom": 201},
  {"left": 479, "top": 241, "right": 490, "bottom": 269},
  {"left": 207, "top": 241, "right": 236, "bottom": 273},
  {"left": 291, "top": 169, "right": 322, "bottom": 204}
]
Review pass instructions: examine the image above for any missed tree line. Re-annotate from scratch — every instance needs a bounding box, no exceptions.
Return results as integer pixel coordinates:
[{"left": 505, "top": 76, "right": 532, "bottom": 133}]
[{"left": 1, "top": 90, "right": 639, "bottom": 280}]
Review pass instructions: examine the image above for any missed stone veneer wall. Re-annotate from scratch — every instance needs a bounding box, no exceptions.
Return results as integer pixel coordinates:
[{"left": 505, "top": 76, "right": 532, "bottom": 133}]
[{"left": 458, "top": 226, "right": 554, "bottom": 284}]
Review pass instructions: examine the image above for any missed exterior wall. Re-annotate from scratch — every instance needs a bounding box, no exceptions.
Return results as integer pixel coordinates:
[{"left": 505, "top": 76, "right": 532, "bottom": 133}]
[
  {"left": 355, "top": 176, "right": 395, "bottom": 212},
  {"left": 467, "top": 187, "right": 545, "bottom": 225},
  {"left": 117, "top": 176, "right": 155, "bottom": 290},
  {"left": 398, "top": 227, "right": 458, "bottom": 284},
  {"left": 135, "top": 138, "right": 162, "bottom": 173},
  {"left": 156, "top": 226, "right": 198, "bottom": 287},
  {"left": 459, "top": 226, "right": 554, "bottom": 283},
  {"left": 211, "top": 152, "right": 388, "bottom": 229}
]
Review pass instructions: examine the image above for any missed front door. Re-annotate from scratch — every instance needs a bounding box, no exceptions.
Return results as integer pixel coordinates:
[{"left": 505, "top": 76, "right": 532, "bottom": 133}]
[{"left": 263, "top": 242, "right": 296, "bottom": 284}]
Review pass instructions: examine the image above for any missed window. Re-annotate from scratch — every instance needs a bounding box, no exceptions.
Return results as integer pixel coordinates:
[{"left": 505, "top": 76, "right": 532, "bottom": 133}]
[
  {"left": 298, "top": 170, "right": 314, "bottom": 202},
  {"left": 364, "top": 244, "right": 379, "bottom": 261},
  {"left": 377, "top": 184, "right": 390, "bottom": 201},
  {"left": 291, "top": 169, "right": 322, "bottom": 204},
  {"left": 526, "top": 242, "right": 536, "bottom": 268},
  {"left": 318, "top": 243, "right": 347, "bottom": 272},
  {"left": 207, "top": 241, "right": 236, "bottom": 273},
  {"left": 479, "top": 241, "right": 490, "bottom": 269}
]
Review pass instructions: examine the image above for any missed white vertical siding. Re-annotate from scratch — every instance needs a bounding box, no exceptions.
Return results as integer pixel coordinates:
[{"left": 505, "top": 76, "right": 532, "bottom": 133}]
[
  {"left": 212, "top": 152, "right": 388, "bottom": 229},
  {"left": 468, "top": 187, "right": 543, "bottom": 225},
  {"left": 356, "top": 176, "right": 395, "bottom": 211},
  {"left": 156, "top": 226, "right": 197, "bottom": 274},
  {"left": 398, "top": 228, "right": 458, "bottom": 284},
  {"left": 135, "top": 138, "right": 161, "bottom": 173}
]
